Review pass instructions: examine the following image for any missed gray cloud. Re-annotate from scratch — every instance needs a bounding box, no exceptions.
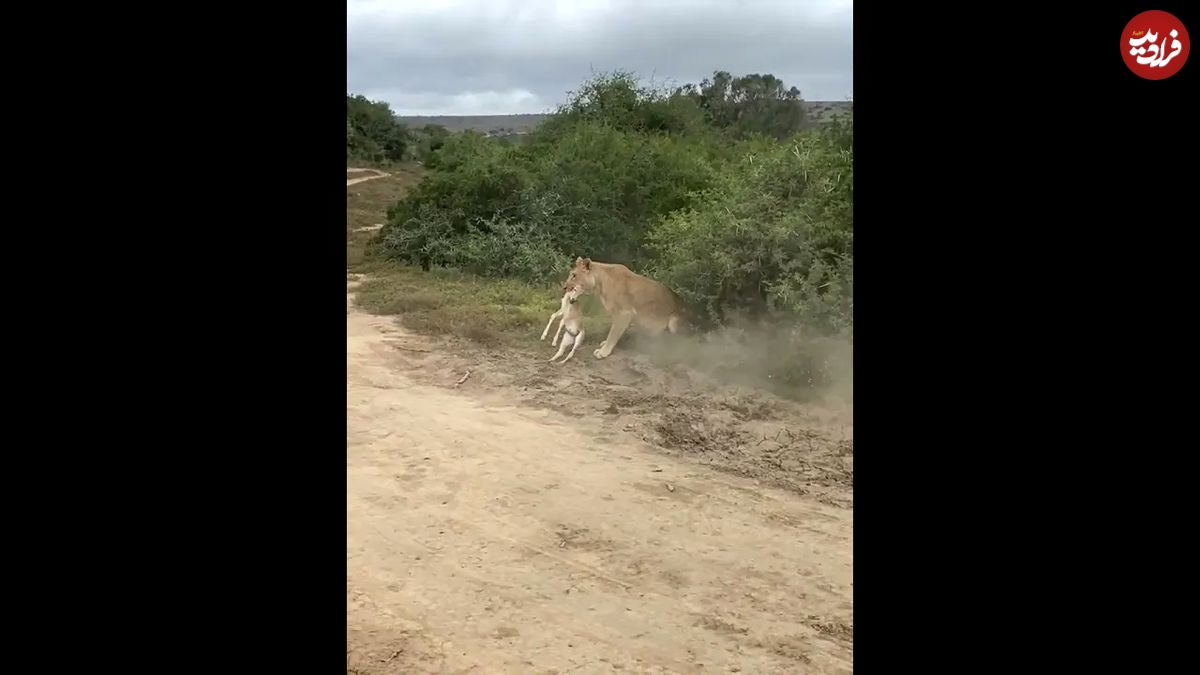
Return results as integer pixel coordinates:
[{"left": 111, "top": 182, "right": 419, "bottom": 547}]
[{"left": 348, "top": 0, "right": 852, "bottom": 115}]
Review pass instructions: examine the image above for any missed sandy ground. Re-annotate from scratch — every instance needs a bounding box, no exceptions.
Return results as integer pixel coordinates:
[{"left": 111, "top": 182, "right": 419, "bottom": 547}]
[{"left": 347, "top": 276, "right": 853, "bottom": 674}]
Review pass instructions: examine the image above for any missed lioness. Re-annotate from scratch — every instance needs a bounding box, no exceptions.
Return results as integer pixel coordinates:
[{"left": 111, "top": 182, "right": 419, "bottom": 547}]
[{"left": 562, "top": 257, "right": 688, "bottom": 359}]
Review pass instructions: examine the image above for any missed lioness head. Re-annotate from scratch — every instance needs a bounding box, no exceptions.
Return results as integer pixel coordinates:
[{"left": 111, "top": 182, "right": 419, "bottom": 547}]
[{"left": 564, "top": 257, "right": 597, "bottom": 292}]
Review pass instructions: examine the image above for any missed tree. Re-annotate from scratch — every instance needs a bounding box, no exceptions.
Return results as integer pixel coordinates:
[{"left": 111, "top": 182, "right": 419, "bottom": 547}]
[
  {"left": 679, "top": 70, "right": 807, "bottom": 139},
  {"left": 346, "top": 94, "right": 411, "bottom": 162}
]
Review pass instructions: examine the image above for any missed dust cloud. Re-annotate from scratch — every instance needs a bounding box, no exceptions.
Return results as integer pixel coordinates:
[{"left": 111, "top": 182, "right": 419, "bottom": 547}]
[{"left": 624, "top": 317, "right": 853, "bottom": 407}]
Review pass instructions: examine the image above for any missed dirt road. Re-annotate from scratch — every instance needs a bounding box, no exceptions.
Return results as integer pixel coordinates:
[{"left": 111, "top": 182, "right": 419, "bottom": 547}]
[
  {"left": 347, "top": 277, "right": 853, "bottom": 673},
  {"left": 347, "top": 167, "right": 390, "bottom": 187}
]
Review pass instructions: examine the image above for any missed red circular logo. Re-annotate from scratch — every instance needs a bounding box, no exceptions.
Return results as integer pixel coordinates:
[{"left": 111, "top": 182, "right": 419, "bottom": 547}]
[{"left": 1121, "top": 10, "right": 1189, "bottom": 80}]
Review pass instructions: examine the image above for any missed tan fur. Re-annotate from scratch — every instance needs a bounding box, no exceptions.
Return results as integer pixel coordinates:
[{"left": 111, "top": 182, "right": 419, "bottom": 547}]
[{"left": 562, "top": 257, "right": 688, "bottom": 359}]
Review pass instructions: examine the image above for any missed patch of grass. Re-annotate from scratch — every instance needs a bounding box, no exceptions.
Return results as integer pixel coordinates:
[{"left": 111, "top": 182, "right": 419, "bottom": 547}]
[
  {"left": 353, "top": 282, "right": 444, "bottom": 315},
  {"left": 353, "top": 262, "right": 599, "bottom": 347}
]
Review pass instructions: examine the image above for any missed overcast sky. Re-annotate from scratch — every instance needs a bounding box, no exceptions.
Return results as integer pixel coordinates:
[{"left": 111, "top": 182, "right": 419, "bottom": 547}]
[{"left": 347, "top": 0, "right": 852, "bottom": 116}]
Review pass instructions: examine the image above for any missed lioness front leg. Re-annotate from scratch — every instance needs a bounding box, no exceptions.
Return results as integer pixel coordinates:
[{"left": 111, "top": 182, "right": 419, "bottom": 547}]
[{"left": 594, "top": 313, "right": 632, "bottom": 359}]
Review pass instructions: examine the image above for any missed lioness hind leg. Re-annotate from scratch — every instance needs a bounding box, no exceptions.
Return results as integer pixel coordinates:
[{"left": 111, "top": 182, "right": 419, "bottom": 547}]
[
  {"left": 550, "top": 332, "right": 574, "bottom": 362},
  {"left": 668, "top": 315, "right": 685, "bottom": 334}
]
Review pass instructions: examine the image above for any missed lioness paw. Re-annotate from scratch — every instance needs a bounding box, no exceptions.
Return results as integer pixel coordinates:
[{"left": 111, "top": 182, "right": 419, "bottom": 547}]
[{"left": 593, "top": 349, "right": 607, "bottom": 359}]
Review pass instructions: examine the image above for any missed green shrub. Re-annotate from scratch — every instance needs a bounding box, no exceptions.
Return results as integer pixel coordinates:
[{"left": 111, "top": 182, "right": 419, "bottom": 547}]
[
  {"left": 379, "top": 108, "right": 716, "bottom": 276},
  {"left": 647, "top": 120, "right": 852, "bottom": 333}
]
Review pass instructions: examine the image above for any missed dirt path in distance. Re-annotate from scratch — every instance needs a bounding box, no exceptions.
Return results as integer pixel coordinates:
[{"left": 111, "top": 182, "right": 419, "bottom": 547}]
[{"left": 347, "top": 167, "right": 390, "bottom": 186}]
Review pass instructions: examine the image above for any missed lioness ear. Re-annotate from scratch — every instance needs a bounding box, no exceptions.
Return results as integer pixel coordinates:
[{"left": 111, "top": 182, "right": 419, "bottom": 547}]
[
  {"left": 582, "top": 257, "right": 591, "bottom": 270},
  {"left": 574, "top": 256, "right": 583, "bottom": 266}
]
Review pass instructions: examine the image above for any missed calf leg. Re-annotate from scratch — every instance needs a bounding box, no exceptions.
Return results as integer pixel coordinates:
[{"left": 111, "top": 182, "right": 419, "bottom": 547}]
[
  {"left": 549, "top": 332, "right": 574, "bottom": 362},
  {"left": 552, "top": 314, "right": 567, "bottom": 346},
  {"left": 559, "top": 328, "right": 585, "bottom": 364},
  {"left": 541, "top": 309, "right": 563, "bottom": 341}
]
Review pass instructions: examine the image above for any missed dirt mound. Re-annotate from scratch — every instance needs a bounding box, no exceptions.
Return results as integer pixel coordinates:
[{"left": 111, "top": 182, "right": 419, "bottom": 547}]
[{"left": 655, "top": 409, "right": 749, "bottom": 456}]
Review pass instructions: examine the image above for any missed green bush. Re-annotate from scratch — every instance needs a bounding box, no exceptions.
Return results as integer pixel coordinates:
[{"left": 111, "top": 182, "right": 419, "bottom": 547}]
[
  {"left": 379, "top": 132, "right": 535, "bottom": 270},
  {"left": 346, "top": 94, "right": 450, "bottom": 164},
  {"left": 648, "top": 120, "right": 852, "bottom": 332},
  {"left": 538, "top": 71, "right": 711, "bottom": 139},
  {"left": 380, "top": 111, "right": 715, "bottom": 274},
  {"left": 521, "top": 121, "right": 714, "bottom": 266}
]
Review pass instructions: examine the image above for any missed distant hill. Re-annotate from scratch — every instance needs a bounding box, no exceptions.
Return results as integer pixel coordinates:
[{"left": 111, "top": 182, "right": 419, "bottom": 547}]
[
  {"left": 398, "top": 101, "right": 851, "bottom": 137},
  {"left": 397, "top": 113, "right": 548, "bottom": 135}
]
